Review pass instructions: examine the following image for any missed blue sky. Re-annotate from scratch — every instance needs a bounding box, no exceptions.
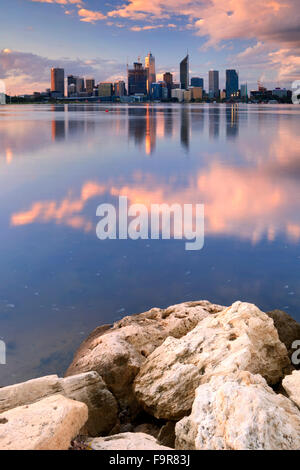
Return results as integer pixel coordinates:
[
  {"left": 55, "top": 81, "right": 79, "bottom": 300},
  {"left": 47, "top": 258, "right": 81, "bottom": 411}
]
[{"left": 0, "top": 0, "right": 299, "bottom": 94}]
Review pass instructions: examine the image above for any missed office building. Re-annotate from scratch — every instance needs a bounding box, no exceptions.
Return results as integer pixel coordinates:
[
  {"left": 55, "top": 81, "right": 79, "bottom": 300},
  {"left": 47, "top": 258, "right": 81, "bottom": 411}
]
[
  {"left": 190, "top": 87, "right": 203, "bottom": 100},
  {"left": 172, "top": 88, "right": 185, "bottom": 102},
  {"left": 145, "top": 53, "right": 156, "bottom": 95},
  {"left": 128, "top": 61, "right": 147, "bottom": 95},
  {"left": 51, "top": 68, "right": 64, "bottom": 96},
  {"left": 183, "top": 90, "right": 192, "bottom": 102},
  {"left": 180, "top": 54, "right": 189, "bottom": 90},
  {"left": 209, "top": 70, "right": 219, "bottom": 98},
  {"left": 226, "top": 69, "right": 239, "bottom": 99},
  {"left": 86, "top": 78, "right": 95, "bottom": 95},
  {"left": 191, "top": 77, "right": 204, "bottom": 88},
  {"left": 98, "top": 82, "right": 113, "bottom": 97},
  {"left": 240, "top": 84, "right": 248, "bottom": 99},
  {"left": 163, "top": 72, "right": 173, "bottom": 99},
  {"left": 151, "top": 83, "right": 162, "bottom": 100},
  {"left": 67, "top": 83, "right": 76, "bottom": 97},
  {"left": 220, "top": 89, "right": 227, "bottom": 100},
  {"left": 114, "top": 81, "right": 126, "bottom": 97},
  {"left": 272, "top": 88, "right": 288, "bottom": 98},
  {"left": 76, "top": 77, "right": 85, "bottom": 94}
]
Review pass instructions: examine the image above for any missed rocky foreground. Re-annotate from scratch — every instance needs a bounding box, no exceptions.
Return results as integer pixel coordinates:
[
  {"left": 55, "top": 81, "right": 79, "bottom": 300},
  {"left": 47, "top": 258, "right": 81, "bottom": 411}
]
[{"left": 0, "top": 300, "right": 300, "bottom": 450}]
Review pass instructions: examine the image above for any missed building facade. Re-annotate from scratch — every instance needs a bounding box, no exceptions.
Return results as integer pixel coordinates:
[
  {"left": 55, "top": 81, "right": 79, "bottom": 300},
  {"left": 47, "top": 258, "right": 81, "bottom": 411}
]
[
  {"left": 191, "top": 77, "right": 204, "bottom": 88},
  {"left": 85, "top": 78, "right": 95, "bottom": 95},
  {"left": 208, "top": 70, "right": 219, "bottom": 98},
  {"left": 128, "top": 62, "right": 147, "bottom": 96},
  {"left": 163, "top": 72, "right": 173, "bottom": 99},
  {"left": 51, "top": 68, "right": 64, "bottom": 96},
  {"left": 226, "top": 69, "right": 239, "bottom": 99},
  {"left": 151, "top": 83, "right": 162, "bottom": 100},
  {"left": 145, "top": 53, "right": 156, "bottom": 95},
  {"left": 240, "top": 84, "right": 248, "bottom": 99},
  {"left": 98, "top": 82, "right": 113, "bottom": 97},
  {"left": 114, "top": 81, "right": 126, "bottom": 97},
  {"left": 180, "top": 55, "right": 189, "bottom": 90}
]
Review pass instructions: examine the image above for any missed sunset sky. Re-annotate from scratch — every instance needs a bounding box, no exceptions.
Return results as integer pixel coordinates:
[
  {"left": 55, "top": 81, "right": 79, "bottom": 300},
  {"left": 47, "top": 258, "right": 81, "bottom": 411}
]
[{"left": 1, "top": 0, "right": 299, "bottom": 95}]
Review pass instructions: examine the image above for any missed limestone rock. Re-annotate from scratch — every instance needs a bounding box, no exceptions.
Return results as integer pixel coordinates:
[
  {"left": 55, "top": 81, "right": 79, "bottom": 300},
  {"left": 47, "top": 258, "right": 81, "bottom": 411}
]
[
  {"left": 267, "top": 309, "right": 300, "bottom": 364},
  {"left": 0, "top": 372, "right": 118, "bottom": 437},
  {"left": 175, "top": 372, "right": 300, "bottom": 450},
  {"left": 66, "top": 301, "right": 224, "bottom": 414},
  {"left": 134, "top": 422, "right": 160, "bottom": 438},
  {"left": 0, "top": 395, "right": 88, "bottom": 450},
  {"left": 86, "top": 432, "right": 172, "bottom": 450},
  {"left": 157, "top": 421, "right": 176, "bottom": 448},
  {"left": 134, "top": 301, "right": 289, "bottom": 420},
  {"left": 0, "top": 375, "right": 61, "bottom": 413},
  {"left": 60, "top": 371, "right": 118, "bottom": 437},
  {"left": 282, "top": 371, "right": 300, "bottom": 409}
]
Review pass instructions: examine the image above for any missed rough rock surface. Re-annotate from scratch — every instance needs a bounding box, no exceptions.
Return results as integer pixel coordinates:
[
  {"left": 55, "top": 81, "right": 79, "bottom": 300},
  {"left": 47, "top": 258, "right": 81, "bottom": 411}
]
[
  {"left": 134, "top": 423, "right": 160, "bottom": 437},
  {"left": 60, "top": 372, "right": 118, "bottom": 436},
  {"left": 175, "top": 371, "right": 300, "bottom": 450},
  {"left": 134, "top": 302, "right": 289, "bottom": 420},
  {"left": 86, "top": 432, "right": 172, "bottom": 450},
  {"left": 0, "top": 395, "right": 88, "bottom": 450},
  {"left": 66, "top": 301, "right": 224, "bottom": 414},
  {"left": 267, "top": 309, "right": 300, "bottom": 364},
  {"left": 282, "top": 371, "right": 300, "bottom": 409},
  {"left": 0, "top": 372, "right": 118, "bottom": 437},
  {"left": 0, "top": 375, "right": 61, "bottom": 413},
  {"left": 157, "top": 421, "right": 176, "bottom": 448}
]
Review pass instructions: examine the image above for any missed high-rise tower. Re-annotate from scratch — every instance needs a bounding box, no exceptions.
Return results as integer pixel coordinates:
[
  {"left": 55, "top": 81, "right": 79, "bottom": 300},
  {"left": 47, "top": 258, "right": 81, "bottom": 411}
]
[
  {"left": 209, "top": 70, "right": 219, "bottom": 98},
  {"left": 145, "top": 53, "right": 156, "bottom": 94},
  {"left": 226, "top": 69, "right": 239, "bottom": 99},
  {"left": 51, "top": 68, "right": 65, "bottom": 96},
  {"left": 180, "top": 54, "right": 189, "bottom": 90},
  {"left": 128, "top": 61, "right": 148, "bottom": 95}
]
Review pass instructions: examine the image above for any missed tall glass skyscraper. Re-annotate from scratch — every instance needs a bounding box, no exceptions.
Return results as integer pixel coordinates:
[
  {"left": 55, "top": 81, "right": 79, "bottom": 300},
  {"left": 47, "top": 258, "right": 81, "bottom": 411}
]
[
  {"left": 51, "top": 68, "right": 64, "bottom": 96},
  {"left": 226, "top": 70, "right": 239, "bottom": 98},
  {"left": 145, "top": 53, "right": 156, "bottom": 95},
  {"left": 180, "top": 55, "right": 189, "bottom": 90},
  {"left": 209, "top": 70, "right": 219, "bottom": 98}
]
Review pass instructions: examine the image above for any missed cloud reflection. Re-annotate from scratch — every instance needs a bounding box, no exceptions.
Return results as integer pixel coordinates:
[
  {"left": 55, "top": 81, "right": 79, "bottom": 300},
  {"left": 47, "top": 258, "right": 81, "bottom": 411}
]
[{"left": 7, "top": 105, "right": 300, "bottom": 244}]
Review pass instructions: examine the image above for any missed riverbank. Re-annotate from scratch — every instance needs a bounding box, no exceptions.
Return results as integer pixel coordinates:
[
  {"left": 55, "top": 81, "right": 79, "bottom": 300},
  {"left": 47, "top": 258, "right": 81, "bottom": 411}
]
[{"left": 0, "top": 300, "right": 300, "bottom": 450}]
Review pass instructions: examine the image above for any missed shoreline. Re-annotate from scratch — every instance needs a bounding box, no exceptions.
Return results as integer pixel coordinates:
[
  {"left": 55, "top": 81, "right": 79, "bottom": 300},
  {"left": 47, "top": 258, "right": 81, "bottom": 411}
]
[{"left": 0, "top": 299, "right": 299, "bottom": 450}]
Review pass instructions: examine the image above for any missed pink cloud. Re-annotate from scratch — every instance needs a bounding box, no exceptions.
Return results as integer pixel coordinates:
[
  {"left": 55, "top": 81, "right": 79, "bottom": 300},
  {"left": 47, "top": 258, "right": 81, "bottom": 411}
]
[{"left": 77, "top": 8, "right": 106, "bottom": 23}]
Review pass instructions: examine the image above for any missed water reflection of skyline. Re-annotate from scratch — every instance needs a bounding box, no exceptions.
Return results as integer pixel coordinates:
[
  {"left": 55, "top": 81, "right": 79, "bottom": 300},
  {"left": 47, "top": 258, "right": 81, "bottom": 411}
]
[
  {"left": 0, "top": 104, "right": 247, "bottom": 163},
  {"left": 6, "top": 104, "right": 300, "bottom": 246}
]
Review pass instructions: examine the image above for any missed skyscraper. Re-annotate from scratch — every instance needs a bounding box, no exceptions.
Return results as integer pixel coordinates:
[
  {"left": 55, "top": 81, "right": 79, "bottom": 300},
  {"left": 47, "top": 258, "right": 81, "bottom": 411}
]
[
  {"left": 240, "top": 84, "right": 248, "bottom": 100},
  {"left": 191, "top": 77, "right": 204, "bottom": 88},
  {"left": 163, "top": 72, "right": 173, "bottom": 99},
  {"left": 128, "top": 61, "right": 147, "bottom": 95},
  {"left": 114, "top": 81, "right": 126, "bottom": 97},
  {"left": 98, "top": 83, "right": 113, "bottom": 97},
  {"left": 209, "top": 70, "right": 219, "bottom": 98},
  {"left": 51, "top": 68, "right": 64, "bottom": 96},
  {"left": 86, "top": 78, "right": 95, "bottom": 95},
  {"left": 145, "top": 52, "right": 156, "bottom": 95},
  {"left": 226, "top": 70, "right": 239, "bottom": 99},
  {"left": 180, "top": 54, "right": 189, "bottom": 90},
  {"left": 76, "top": 77, "right": 85, "bottom": 94}
]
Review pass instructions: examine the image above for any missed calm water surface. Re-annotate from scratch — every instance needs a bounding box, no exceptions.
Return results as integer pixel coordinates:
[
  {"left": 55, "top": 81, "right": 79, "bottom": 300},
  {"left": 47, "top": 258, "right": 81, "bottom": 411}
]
[{"left": 0, "top": 103, "right": 300, "bottom": 386}]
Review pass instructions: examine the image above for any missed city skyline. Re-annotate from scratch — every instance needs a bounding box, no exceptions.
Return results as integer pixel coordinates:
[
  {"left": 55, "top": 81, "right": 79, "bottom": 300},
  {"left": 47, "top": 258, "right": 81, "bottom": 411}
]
[{"left": 0, "top": 0, "right": 299, "bottom": 95}]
